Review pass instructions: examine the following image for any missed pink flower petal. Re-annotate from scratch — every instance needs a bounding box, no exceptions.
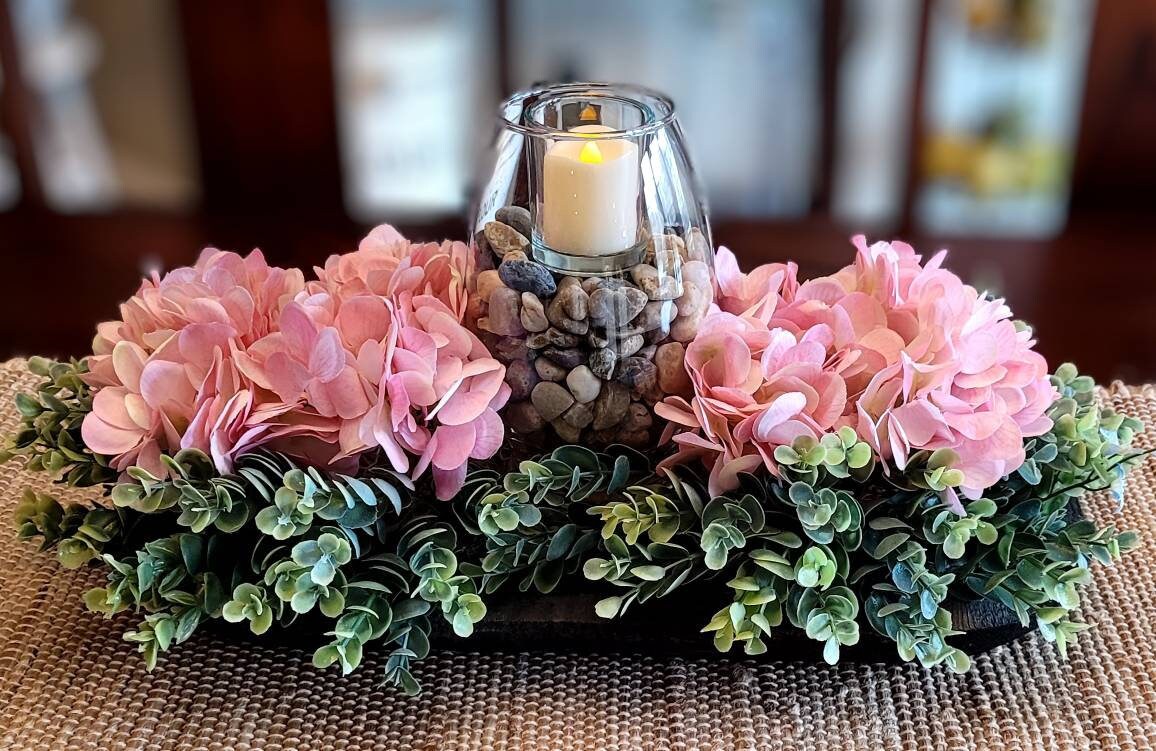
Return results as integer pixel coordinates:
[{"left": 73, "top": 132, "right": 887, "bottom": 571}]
[
  {"left": 430, "top": 422, "right": 475, "bottom": 470},
  {"left": 111, "top": 341, "right": 147, "bottom": 392},
  {"left": 265, "top": 351, "right": 311, "bottom": 403},
  {"left": 279, "top": 303, "right": 317, "bottom": 359},
  {"left": 751, "top": 392, "right": 808, "bottom": 442},
  {"left": 945, "top": 411, "right": 1003, "bottom": 441},
  {"left": 139, "top": 360, "right": 196, "bottom": 414},
  {"left": 469, "top": 408, "right": 505, "bottom": 459},
  {"left": 433, "top": 463, "right": 469, "bottom": 500},
  {"left": 81, "top": 412, "right": 143, "bottom": 455},
  {"left": 336, "top": 295, "right": 391, "bottom": 349},
  {"left": 308, "top": 328, "right": 346, "bottom": 382},
  {"left": 890, "top": 400, "right": 946, "bottom": 446},
  {"left": 324, "top": 366, "right": 372, "bottom": 419}
]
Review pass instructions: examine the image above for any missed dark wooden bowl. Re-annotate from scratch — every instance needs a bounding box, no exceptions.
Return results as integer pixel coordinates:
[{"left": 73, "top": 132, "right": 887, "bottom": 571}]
[
  {"left": 215, "top": 503, "right": 1072, "bottom": 664},
  {"left": 425, "top": 583, "right": 1027, "bottom": 663},
  {"left": 211, "top": 582, "right": 1026, "bottom": 667},
  {"left": 212, "top": 576, "right": 1028, "bottom": 666}
]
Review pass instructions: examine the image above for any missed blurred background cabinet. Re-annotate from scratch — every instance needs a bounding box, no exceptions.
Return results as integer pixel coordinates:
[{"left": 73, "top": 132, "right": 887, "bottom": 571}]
[{"left": 0, "top": 0, "right": 1154, "bottom": 381}]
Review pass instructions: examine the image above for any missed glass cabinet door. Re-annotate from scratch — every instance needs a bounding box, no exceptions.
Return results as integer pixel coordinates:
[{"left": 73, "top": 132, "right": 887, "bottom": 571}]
[
  {"left": 6, "top": 0, "right": 198, "bottom": 211},
  {"left": 509, "top": 0, "right": 823, "bottom": 219},
  {"left": 330, "top": 0, "right": 497, "bottom": 221},
  {"left": 915, "top": 0, "right": 1096, "bottom": 237}
]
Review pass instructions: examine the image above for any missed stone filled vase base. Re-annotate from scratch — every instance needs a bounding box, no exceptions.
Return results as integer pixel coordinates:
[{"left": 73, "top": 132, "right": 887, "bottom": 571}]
[{"left": 475, "top": 205, "right": 713, "bottom": 448}]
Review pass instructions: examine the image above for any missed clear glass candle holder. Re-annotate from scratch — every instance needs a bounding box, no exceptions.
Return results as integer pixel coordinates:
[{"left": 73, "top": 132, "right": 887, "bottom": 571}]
[{"left": 471, "top": 82, "right": 715, "bottom": 448}]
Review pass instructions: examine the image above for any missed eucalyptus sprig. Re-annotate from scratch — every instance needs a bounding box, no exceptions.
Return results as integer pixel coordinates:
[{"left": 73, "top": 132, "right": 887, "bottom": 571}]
[
  {"left": 0, "top": 357, "right": 114, "bottom": 486},
  {"left": 14, "top": 488, "right": 126, "bottom": 568}
]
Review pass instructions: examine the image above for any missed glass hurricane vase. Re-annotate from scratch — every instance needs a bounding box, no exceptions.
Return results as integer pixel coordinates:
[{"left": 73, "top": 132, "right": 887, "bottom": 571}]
[{"left": 471, "top": 82, "right": 715, "bottom": 449}]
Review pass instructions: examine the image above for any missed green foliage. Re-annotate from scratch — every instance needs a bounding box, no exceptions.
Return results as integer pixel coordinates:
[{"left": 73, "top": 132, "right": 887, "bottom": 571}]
[
  {"left": 111, "top": 450, "right": 412, "bottom": 539},
  {"left": 777, "top": 481, "right": 863, "bottom": 548},
  {"left": 0, "top": 357, "right": 115, "bottom": 486},
  {"left": 456, "top": 445, "right": 648, "bottom": 595},
  {"left": 699, "top": 492, "right": 767, "bottom": 570},
  {"left": 795, "top": 546, "right": 838, "bottom": 588},
  {"left": 788, "top": 585, "right": 861, "bottom": 665},
  {"left": 861, "top": 522, "right": 969, "bottom": 672},
  {"left": 222, "top": 583, "right": 275, "bottom": 635},
  {"left": 89, "top": 532, "right": 231, "bottom": 669},
  {"left": 9, "top": 359, "right": 1149, "bottom": 686},
  {"left": 923, "top": 498, "right": 998, "bottom": 560},
  {"left": 907, "top": 449, "right": 967, "bottom": 493},
  {"left": 254, "top": 486, "right": 315, "bottom": 539},
  {"left": 14, "top": 488, "right": 127, "bottom": 568},
  {"left": 398, "top": 516, "right": 487, "bottom": 638},
  {"left": 11, "top": 434, "right": 480, "bottom": 694},
  {"left": 452, "top": 364, "right": 1146, "bottom": 670},
  {"left": 114, "top": 450, "right": 250, "bottom": 533},
  {"left": 774, "top": 427, "right": 875, "bottom": 484},
  {"left": 703, "top": 567, "right": 788, "bottom": 655},
  {"left": 1021, "top": 362, "right": 1147, "bottom": 506}
]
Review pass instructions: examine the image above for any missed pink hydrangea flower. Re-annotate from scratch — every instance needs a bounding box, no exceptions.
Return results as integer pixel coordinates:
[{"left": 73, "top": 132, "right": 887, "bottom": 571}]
[
  {"left": 238, "top": 225, "right": 508, "bottom": 498},
  {"left": 81, "top": 226, "right": 506, "bottom": 500},
  {"left": 713, "top": 246, "right": 798, "bottom": 321},
  {"left": 854, "top": 278, "right": 1056, "bottom": 499},
  {"left": 80, "top": 339, "right": 195, "bottom": 475},
  {"left": 692, "top": 235, "right": 1058, "bottom": 500},
  {"left": 313, "top": 225, "right": 472, "bottom": 322},
  {"left": 82, "top": 249, "right": 304, "bottom": 475},
  {"left": 656, "top": 312, "right": 848, "bottom": 496}
]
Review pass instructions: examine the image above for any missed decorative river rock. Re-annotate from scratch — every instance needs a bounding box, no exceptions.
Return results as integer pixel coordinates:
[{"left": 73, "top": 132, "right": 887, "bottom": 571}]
[{"left": 473, "top": 207, "right": 712, "bottom": 449}]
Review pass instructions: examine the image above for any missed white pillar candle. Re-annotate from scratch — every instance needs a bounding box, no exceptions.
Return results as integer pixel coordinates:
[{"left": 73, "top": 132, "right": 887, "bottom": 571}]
[{"left": 542, "top": 124, "right": 639, "bottom": 256}]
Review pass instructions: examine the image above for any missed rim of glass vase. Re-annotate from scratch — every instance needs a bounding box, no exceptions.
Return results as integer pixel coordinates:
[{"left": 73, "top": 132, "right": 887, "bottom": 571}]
[{"left": 499, "top": 82, "right": 677, "bottom": 140}]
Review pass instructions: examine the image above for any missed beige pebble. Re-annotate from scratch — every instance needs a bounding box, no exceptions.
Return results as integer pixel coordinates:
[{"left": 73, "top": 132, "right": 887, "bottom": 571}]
[
  {"left": 476, "top": 269, "right": 505, "bottom": 302},
  {"left": 531, "top": 381, "right": 575, "bottom": 422}
]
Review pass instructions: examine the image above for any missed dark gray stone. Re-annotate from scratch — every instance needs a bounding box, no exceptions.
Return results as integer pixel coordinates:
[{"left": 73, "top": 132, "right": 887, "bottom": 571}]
[
  {"left": 546, "top": 295, "right": 588, "bottom": 335},
  {"left": 543, "top": 347, "right": 585, "bottom": 369},
  {"left": 556, "top": 277, "right": 590, "bottom": 320},
  {"left": 484, "top": 221, "right": 530, "bottom": 256},
  {"left": 506, "top": 400, "right": 545, "bottom": 433},
  {"left": 631, "top": 263, "right": 681, "bottom": 300},
  {"left": 589, "top": 286, "right": 647, "bottom": 327},
  {"left": 534, "top": 357, "right": 568, "bottom": 382},
  {"left": 560, "top": 402, "right": 594, "bottom": 430},
  {"left": 493, "top": 336, "right": 529, "bottom": 362},
  {"left": 519, "top": 292, "right": 549, "bottom": 333},
  {"left": 615, "top": 333, "right": 645, "bottom": 358},
  {"left": 484, "top": 287, "right": 524, "bottom": 337},
  {"left": 499, "top": 252, "right": 557, "bottom": 297},
  {"left": 565, "top": 365, "right": 601, "bottom": 403},
  {"left": 632, "top": 300, "right": 677, "bottom": 333},
  {"left": 496, "top": 205, "right": 533, "bottom": 239},
  {"left": 504, "top": 359, "right": 539, "bottom": 401},
  {"left": 623, "top": 402, "right": 654, "bottom": 431},
  {"left": 551, "top": 417, "right": 582, "bottom": 443},
  {"left": 526, "top": 328, "right": 579, "bottom": 350}
]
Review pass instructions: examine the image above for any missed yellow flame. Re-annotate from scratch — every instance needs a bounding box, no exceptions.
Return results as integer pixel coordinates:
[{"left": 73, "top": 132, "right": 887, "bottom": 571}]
[
  {"left": 579, "top": 141, "right": 603, "bottom": 164},
  {"left": 579, "top": 104, "right": 599, "bottom": 122}
]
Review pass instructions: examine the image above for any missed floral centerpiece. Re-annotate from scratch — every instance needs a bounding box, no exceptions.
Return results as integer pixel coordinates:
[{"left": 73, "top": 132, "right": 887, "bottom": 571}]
[{"left": 5, "top": 225, "right": 1148, "bottom": 693}]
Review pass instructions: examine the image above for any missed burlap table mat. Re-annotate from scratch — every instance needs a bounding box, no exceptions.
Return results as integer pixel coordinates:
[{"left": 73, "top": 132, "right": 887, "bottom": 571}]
[{"left": 0, "top": 358, "right": 1154, "bottom": 751}]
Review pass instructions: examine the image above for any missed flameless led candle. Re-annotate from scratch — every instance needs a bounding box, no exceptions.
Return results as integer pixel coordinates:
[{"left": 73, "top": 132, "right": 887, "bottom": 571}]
[{"left": 541, "top": 124, "right": 639, "bottom": 256}]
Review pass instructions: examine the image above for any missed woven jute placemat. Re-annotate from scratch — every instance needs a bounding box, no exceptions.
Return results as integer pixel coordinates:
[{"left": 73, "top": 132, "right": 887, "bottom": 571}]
[{"left": 0, "top": 357, "right": 1154, "bottom": 751}]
